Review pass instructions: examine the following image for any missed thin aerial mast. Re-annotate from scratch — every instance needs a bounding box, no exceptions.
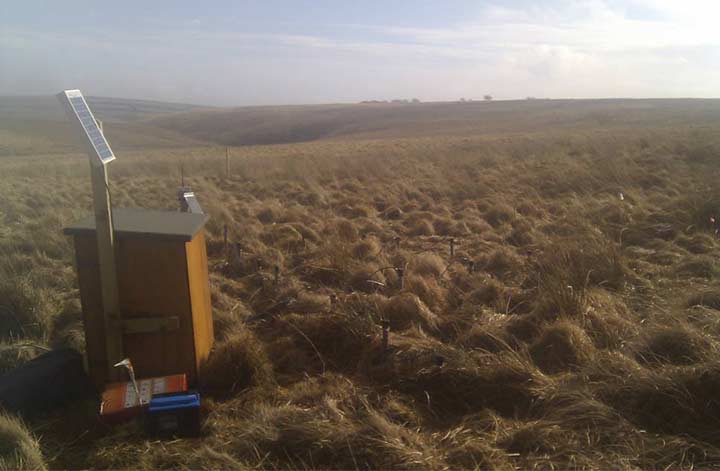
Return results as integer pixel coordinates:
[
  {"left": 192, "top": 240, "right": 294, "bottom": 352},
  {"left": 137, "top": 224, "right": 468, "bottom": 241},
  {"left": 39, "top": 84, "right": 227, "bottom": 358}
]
[{"left": 57, "top": 89, "right": 123, "bottom": 380}]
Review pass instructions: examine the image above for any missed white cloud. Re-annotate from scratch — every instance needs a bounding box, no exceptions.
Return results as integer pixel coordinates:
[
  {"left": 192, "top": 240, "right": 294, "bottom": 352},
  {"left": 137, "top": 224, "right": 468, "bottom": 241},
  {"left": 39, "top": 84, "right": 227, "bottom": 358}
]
[{"left": 1, "top": 1, "right": 718, "bottom": 104}]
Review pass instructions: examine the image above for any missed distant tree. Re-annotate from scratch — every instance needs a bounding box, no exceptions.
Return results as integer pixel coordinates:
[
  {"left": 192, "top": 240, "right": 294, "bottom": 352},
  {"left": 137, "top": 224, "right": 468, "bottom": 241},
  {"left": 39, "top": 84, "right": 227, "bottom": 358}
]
[
  {"left": 483, "top": 95, "right": 493, "bottom": 101},
  {"left": 526, "top": 96, "right": 537, "bottom": 100},
  {"left": 411, "top": 98, "right": 421, "bottom": 104},
  {"left": 459, "top": 97, "right": 466, "bottom": 102}
]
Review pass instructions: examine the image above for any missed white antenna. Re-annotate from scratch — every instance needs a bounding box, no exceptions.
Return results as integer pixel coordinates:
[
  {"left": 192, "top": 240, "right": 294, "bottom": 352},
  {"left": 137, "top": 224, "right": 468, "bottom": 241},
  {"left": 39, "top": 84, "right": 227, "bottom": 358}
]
[{"left": 57, "top": 89, "right": 123, "bottom": 381}]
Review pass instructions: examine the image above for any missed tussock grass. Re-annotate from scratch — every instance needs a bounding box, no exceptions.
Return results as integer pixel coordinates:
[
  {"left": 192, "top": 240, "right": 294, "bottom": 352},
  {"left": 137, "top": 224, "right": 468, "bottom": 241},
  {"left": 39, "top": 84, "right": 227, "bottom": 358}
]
[
  {"left": 687, "top": 289, "right": 720, "bottom": 310},
  {"left": 599, "top": 362, "right": 720, "bottom": 441},
  {"left": 481, "top": 247, "right": 524, "bottom": 281},
  {"left": 394, "top": 348, "right": 551, "bottom": 418},
  {"left": 406, "top": 219, "right": 434, "bottom": 236},
  {"left": 532, "top": 233, "right": 628, "bottom": 321},
  {"left": 0, "top": 413, "right": 46, "bottom": 471},
  {"left": 529, "top": 319, "right": 595, "bottom": 374},
  {"left": 404, "top": 274, "right": 446, "bottom": 312},
  {"left": 484, "top": 203, "right": 516, "bottom": 227},
  {"left": 4, "top": 101, "right": 720, "bottom": 468},
  {"left": 675, "top": 255, "right": 720, "bottom": 279},
  {"left": 408, "top": 252, "right": 446, "bottom": 278},
  {"left": 583, "top": 290, "right": 637, "bottom": 349},
  {"left": 381, "top": 293, "right": 439, "bottom": 332},
  {"left": 200, "top": 327, "right": 275, "bottom": 399},
  {"left": 0, "top": 272, "right": 50, "bottom": 340},
  {"left": 268, "top": 310, "right": 376, "bottom": 375},
  {"left": 635, "top": 324, "right": 715, "bottom": 366},
  {"left": 457, "top": 313, "right": 519, "bottom": 353}
]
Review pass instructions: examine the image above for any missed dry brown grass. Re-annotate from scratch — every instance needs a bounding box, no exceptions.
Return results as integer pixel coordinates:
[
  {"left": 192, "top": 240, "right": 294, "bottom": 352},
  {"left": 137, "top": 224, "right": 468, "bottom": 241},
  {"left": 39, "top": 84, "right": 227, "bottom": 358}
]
[
  {"left": 199, "top": 327, "right": 275, "bottom": 399},
  {"left": 4, "top": 99, "right": 720, "bottom": 469},
  {"left": 635, "top": 324, "right": 716, "bottom": 366},
  {"left": 0, "top": 413, "right": 46, "bottom": 471}
]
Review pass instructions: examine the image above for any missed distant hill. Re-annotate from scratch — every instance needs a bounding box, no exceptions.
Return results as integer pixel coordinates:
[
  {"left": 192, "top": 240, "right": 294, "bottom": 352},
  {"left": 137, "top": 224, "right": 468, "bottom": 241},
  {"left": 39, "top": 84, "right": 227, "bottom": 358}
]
[
  {"left": 149, "top": 99, "right": 720, "bottom": 147},
  {"left": 0, "top": 95, "right": 208, "bottom": 155},
  {"left": 3, "top": 95, "right": 720, "bottom": 156},
  {"left": 0, "top": 95, "right": 206, "bottom": 122}
]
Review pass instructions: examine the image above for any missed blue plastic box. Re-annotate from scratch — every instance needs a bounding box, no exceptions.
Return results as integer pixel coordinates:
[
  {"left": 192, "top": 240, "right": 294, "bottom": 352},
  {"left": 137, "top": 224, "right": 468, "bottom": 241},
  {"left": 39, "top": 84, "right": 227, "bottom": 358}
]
[{"left": 146, "top": 391, "right": 201, "bottom": 437}]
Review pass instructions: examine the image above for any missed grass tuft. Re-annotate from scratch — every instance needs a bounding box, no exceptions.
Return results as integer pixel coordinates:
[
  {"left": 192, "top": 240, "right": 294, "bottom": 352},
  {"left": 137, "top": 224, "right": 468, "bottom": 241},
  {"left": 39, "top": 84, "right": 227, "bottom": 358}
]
[
  {"left": 0, "top": 413, "right": 46, "bottom": 471},
  {"left": 200, "top": 327, "right": 275, "bottom": 399},
  {"left": 529, "top": 319, "right": 595, "bottom": 374}
]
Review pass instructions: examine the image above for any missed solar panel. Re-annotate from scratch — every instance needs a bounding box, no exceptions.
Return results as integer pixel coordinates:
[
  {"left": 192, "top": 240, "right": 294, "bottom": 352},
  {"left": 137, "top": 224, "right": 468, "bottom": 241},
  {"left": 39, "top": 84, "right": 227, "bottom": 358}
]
[{"left": 57, "top": 89, "right": 115, "bottom": 165}]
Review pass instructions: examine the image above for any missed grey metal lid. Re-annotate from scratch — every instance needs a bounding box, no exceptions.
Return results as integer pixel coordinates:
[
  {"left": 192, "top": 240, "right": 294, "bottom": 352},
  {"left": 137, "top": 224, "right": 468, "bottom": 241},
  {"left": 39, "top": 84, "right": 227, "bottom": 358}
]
[{"left": 64, "top": 208, "right": 209, "bottom": 241}]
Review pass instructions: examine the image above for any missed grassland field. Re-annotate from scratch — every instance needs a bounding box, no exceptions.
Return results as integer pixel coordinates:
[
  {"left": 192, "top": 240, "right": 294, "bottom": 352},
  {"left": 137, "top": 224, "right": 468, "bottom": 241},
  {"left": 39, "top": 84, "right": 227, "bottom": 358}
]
[{"left": 3, "top": 97, "right": 720, "bottom": 469}]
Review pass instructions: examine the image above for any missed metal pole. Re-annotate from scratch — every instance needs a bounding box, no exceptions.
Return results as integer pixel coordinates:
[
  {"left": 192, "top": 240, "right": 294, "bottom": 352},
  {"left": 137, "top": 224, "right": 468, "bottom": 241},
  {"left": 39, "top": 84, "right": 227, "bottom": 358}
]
[
  {"left": 223, "top": 224, "right": 228, "bottom": 262},
  {"left": 382, "top": 320, "right": 390, "bottom": 353},
  {"left": 396, "top": 267, "right": 405, "bottom": 289}
]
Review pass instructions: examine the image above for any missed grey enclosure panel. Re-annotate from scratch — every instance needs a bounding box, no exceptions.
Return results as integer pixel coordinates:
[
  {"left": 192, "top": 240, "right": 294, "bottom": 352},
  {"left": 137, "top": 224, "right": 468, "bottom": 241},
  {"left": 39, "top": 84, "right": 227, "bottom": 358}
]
[{"left": 65, "top": 208, "right": 209, "bottom": 241}]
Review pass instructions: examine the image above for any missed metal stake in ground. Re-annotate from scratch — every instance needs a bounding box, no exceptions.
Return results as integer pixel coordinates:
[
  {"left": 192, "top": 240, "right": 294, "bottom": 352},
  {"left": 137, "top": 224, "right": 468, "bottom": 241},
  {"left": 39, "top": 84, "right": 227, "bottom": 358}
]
[
  {"left": 223, "top": 224, "right": 228, "bottom": 262},
  {"left": 450, "top": 238, "right": 455, "bottom": 257},
  {"left": 395, "top": 266, "right": 405, "bottom": 289},
  {"left": 381, "top": 319, "right": 390, "bottom": 354}
]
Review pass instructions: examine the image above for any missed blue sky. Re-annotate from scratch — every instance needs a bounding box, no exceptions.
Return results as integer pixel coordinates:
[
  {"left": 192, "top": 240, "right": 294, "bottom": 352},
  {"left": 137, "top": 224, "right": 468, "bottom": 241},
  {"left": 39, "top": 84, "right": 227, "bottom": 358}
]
[{"left": 2, "top": 0, "right": 719, "bottom": 105}]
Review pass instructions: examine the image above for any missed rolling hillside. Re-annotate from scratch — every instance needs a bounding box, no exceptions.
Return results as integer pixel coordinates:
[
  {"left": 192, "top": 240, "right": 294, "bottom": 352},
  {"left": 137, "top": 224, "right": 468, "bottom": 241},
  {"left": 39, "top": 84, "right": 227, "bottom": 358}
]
[
  {"left": 150, "top": 98, "right": 720, "bottom": 146},
  {"left": 0, "top": 95, "right": 209, "bottom": 156},
  {"left": 5, "top": 96, "right": 720, "bottom": 157}
]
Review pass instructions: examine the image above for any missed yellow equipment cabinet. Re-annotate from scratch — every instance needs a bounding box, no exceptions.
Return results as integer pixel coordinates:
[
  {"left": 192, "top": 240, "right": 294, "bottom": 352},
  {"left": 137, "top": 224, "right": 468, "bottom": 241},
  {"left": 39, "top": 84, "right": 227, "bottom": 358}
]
[{"left": 64, "top": 208, "right": 213, "bottom": 389}]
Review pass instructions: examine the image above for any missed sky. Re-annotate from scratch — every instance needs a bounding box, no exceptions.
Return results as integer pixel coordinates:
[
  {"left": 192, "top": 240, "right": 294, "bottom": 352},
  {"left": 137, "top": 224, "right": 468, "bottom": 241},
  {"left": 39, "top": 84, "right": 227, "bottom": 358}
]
[{"left": 1, "top": 0, "right": 719, "bottom": 106}]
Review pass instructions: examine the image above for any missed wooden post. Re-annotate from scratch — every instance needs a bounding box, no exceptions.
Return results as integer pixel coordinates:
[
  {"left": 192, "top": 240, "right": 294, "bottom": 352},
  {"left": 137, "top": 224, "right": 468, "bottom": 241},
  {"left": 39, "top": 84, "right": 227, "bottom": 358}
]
[
  {"left": 57, "top": 91, "right": 124, "bottom": 384},
  {"left": 450, "top": 238, "right": 455, "bottom": 257},
  {"left": 89, "top": 161, "right": 124, "bottom": 382}
]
